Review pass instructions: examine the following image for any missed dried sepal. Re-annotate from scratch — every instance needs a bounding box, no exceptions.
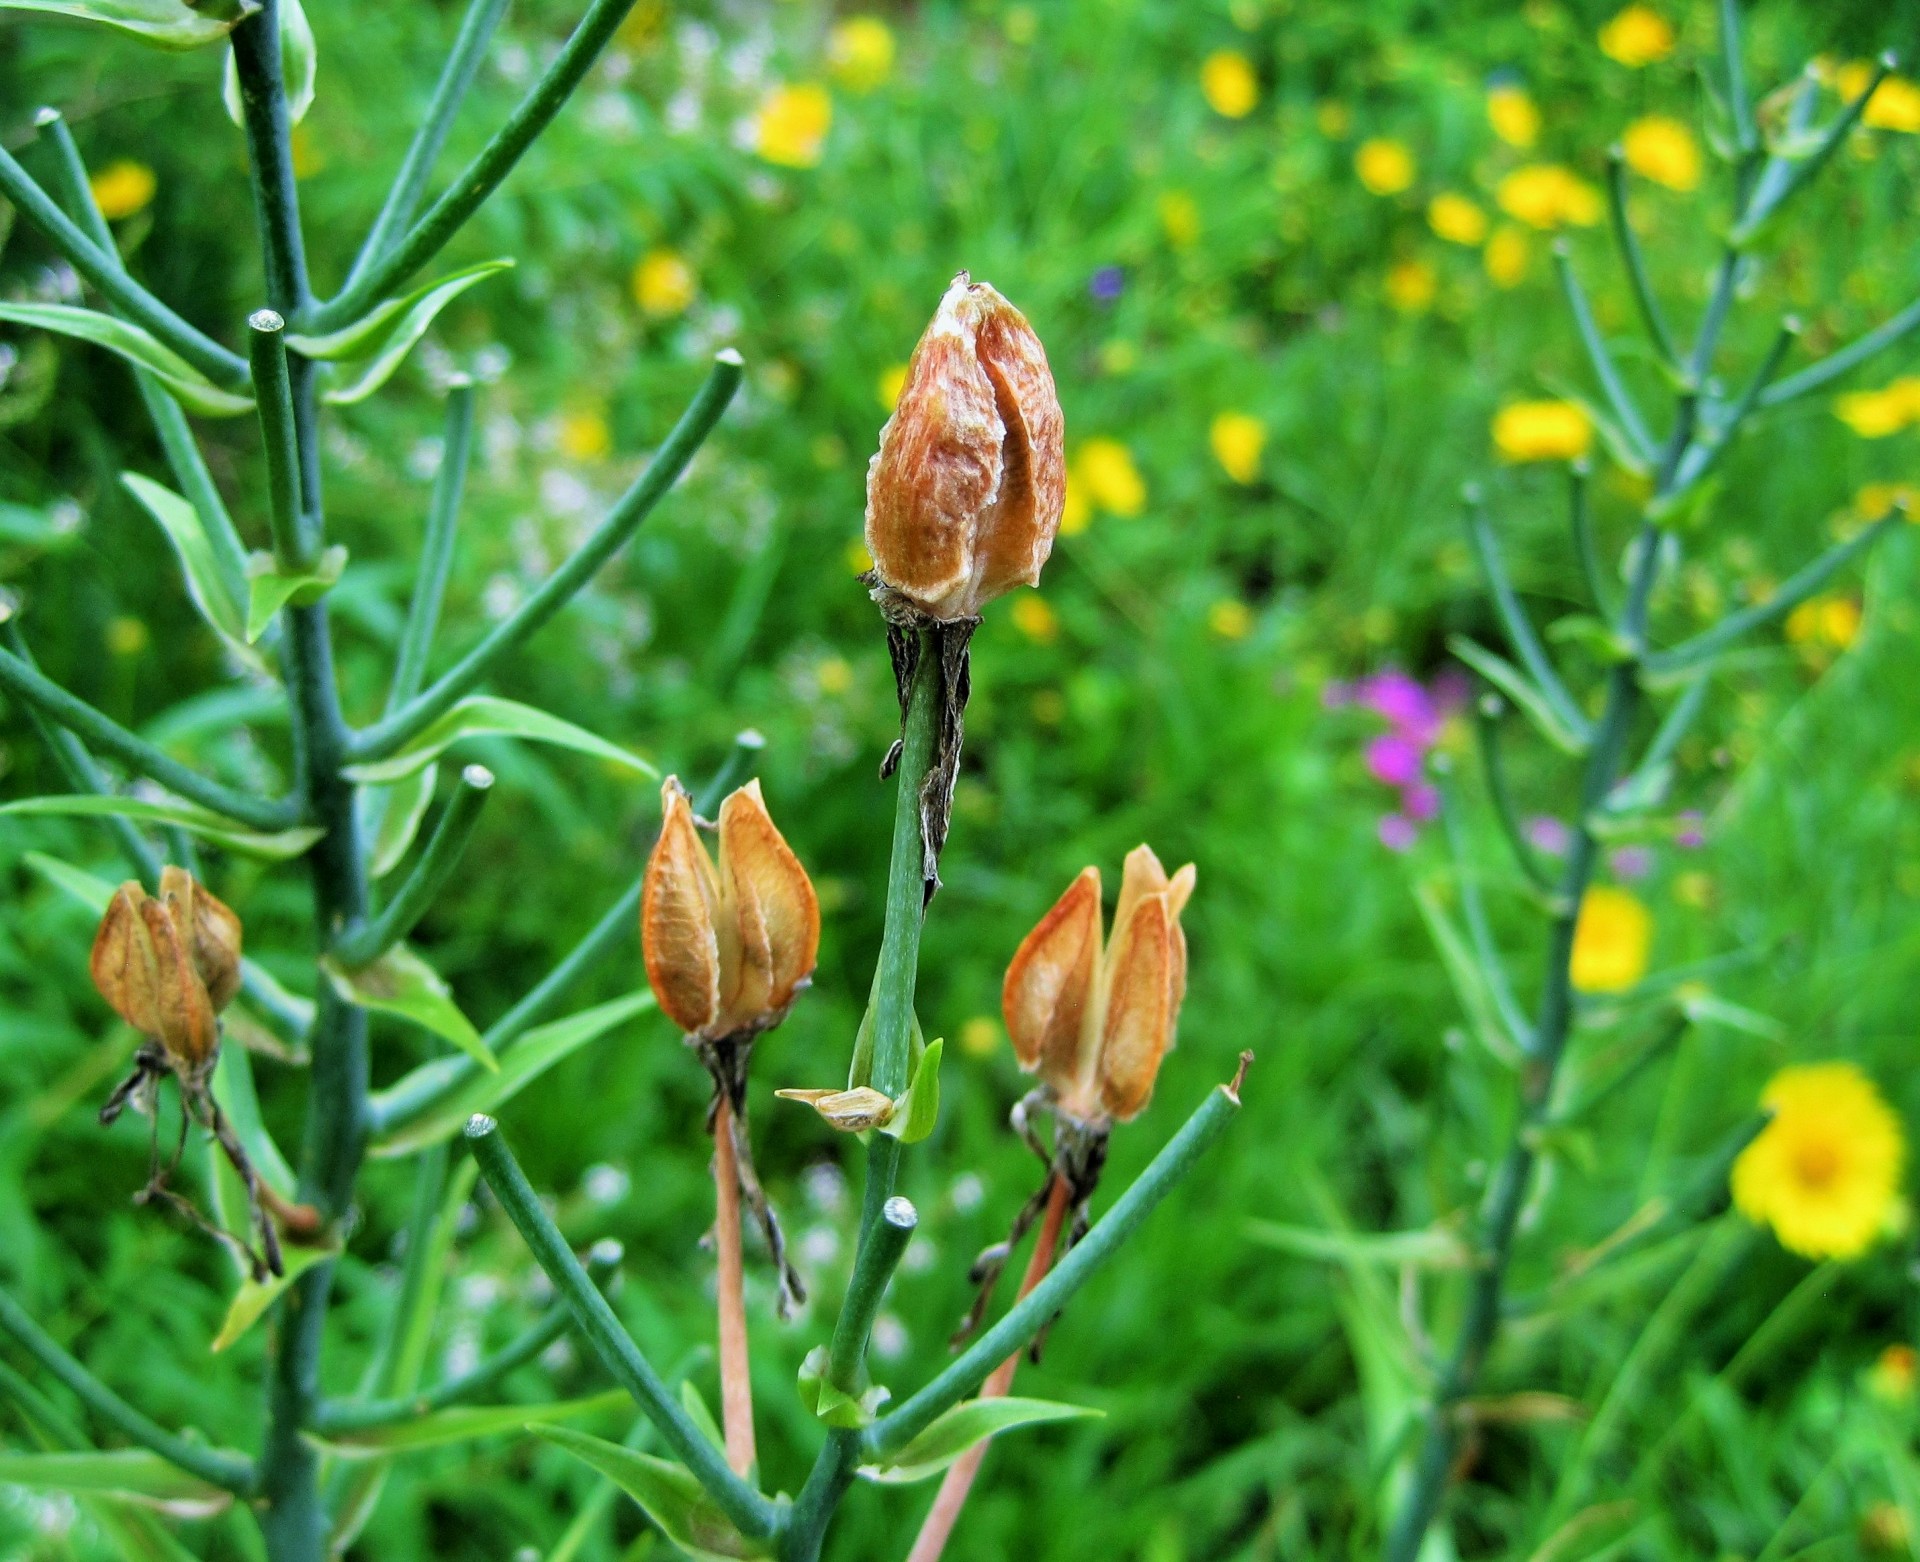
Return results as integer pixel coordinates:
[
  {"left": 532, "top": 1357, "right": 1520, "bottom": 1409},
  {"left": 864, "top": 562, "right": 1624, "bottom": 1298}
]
[
  {"left": 718, "top": 779, "right": 820, "bottom": 1027},
  {"left": 640, "top": 777, "right": 724, "bottom": 1037},
  {"left": 1002, "top": 866, "right": 1101, "bottom": 1080},
  {"left": 864, "top": 273, "right": 1066, "bottom": 621},
  {"left": 775, "top": 1085, "right": 897, "bottom": 1133},
  {"left": 160, "top": 865, "right": 242, "bottom": 1011},
  {"left": 1097, "top": 893, "right": 1174, "bottom": 1122},
  {"left": 89, "top": 871, "right": 238, "bottom": 1072}
]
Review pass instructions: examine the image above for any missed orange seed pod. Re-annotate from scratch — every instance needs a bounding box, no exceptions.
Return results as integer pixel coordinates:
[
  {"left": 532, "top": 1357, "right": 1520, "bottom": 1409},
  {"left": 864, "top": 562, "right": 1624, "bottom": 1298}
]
[{"left": 89, "top": 869, "right": 242, "bottom": 1071}]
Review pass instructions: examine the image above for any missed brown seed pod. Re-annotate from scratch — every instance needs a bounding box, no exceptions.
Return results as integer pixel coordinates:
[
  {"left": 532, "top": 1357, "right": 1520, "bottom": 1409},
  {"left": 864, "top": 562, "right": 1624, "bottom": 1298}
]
[{"left": 89, "top": 870, "right": 242, "bottom": 1072}]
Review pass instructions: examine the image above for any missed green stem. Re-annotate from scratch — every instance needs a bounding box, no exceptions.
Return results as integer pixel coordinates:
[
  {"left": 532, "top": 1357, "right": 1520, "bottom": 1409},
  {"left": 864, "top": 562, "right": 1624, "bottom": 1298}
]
[
  {"left": 464, "top": 1116, "right": 780, "bottom": 1542},
  {"left": 247, "top": 311, "right": 314, "bottom": 572},
  {"left": 1603, "top": 151, "right": 1677, "bottom": 370},
  {"left": 306, "top": 0, "right": 642, "bottom": 332},
  {"left": 827, "top": 1196, "right": 917, "bottom": 1394},
  {"left": 1552, "top": 244, "right": 1656, "bottom": 464},
  {"left": 0, "top": 1288, "right": 256, "bottom": 1495},
  {"left": 1730, "top": 57, "right": 1890, "bottom": 246},
  {"left": 1471, "top": 694, "right": 1552, "bottom": 898},
  {"left": 1760, "top": 292, "right": 1920, "bottom": 408},
  {"left": 866, "top": 1075, "right": 1246, "bottom": 1460},
  {"left": 349, "top": 352, "right": 744, "bottom": 763},
  {"left": 1465, "top": 489, "right": 1587, "bottom": 742},
  {"left": 388, "top": 378, "right": 477, "bottom": 710},
  {"left": 342, "top": 0, "right": 514, "bottom": 292},
  {"left": 332, "top": 763, "right": 493, "bottom": 965}
]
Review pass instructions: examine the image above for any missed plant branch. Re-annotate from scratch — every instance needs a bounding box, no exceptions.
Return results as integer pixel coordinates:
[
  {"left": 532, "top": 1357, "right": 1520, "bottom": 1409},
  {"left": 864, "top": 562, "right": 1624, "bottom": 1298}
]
[
  {"left": 307, "top": 0, "right": 643, "bottom": 331},
  {"left": 1553, "top": 244, "right": 1657, "bottom": 462},
  {"left": 1730, "top": 56, "right": 1891, "bottom": 247},
  {"left": 1759, "top": 292, "right": 1920, "bottom": 408},
  {"left": 1471, "top": 694, "right": 1553, "bottom": 897},
  {"left": 1666, "top": 316, "right": 1798, "bottom": 495},
  {"left": 712, "top": 1096, "right": 756, "bottom": 1477},
  {"left": 1464, "top": 488, "right": 1589, "bottom": 742},
  {"left": 389, "top": 378, "right": 477, "bottom": 711},
  {"left": 866, "top": 1068, "right": 1248, "bottom": 1460},
  {"left": 464, "top": 1114, "right": 780, "bottom": 1542},
  {"left": 332, "top": 764, "right": 493, "bottom": 966},
  {"left": 827, "top": 1196, "right": 917, "bottom": 1395},
  {"left": 1603, "top": 151, "right": 1677, "bottom": 369},
  {"left": 349, "top": 351, "right": 744, "bottom": 762},
  {"left": 248, "top": 310, "right": 315, "bottom": 570},
  {"left": 0, "top": 1287, "right": 257, "bottom": 1495}
]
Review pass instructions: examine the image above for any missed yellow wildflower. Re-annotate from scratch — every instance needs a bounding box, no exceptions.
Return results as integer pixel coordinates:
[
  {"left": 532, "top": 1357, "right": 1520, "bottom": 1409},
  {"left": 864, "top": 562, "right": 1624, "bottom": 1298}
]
[
  {"left": 1569, "top": 885, "right": 1652, "bottom": 993},
  {"left": 631, "top": 249, "right": 696, "bottom": 316},
  {"left": 1011, "top": 595, "right": 1059, "bottom": 643},
  {"left": 1855, "top": 481, "right": 1920, "bottom": 520},
  {"left": 558, "top": 410, "right": 611, "bottom": 461},
  {"left": 1201, "top": 50, "right": 1259, "bottom": 119},
  {"left": 753, "top": 83, "right": 832, "bottom": 168},
  {"left": 89, "top": 160, "right": 155, "bottom": 221},
  {"left": 877, "top": 362, "right": 909, "bottom": 411},
  {"left": 1355, "top": 138, "right": 1416, "bottom": 196},
  {"left": 1484, "top": 224, "right": 1531, "bottom": 287},
  {"left": 1497, "top": 164, "right": 1604, "bottom": 229},
  {"left": 828, "top": 17, "right": 895, "bottom": 93},
  {"left": 1210, "top": 411, "right": 1265, "bottom": 484},
  {"left": 1838, "top": 63, "right": 1920, "bottom": 133},
  {"left": 1386, "top": 258, "right": 1437, "bottom": 313},
  {"left": 1159, "top": 190, "right": 1200, "bottom": 248},
  {"left": 1598, "top": 4, "right": 1674, "bottom": 68},
  {"left": 1487, "top": 84, "right": 1540, "bottom": 149},
  {"left": 1492, "top": 400, "right": 1592, "bottom": 463},
  {"left": 1732, "top": 1062, "right": 1905, "bottom": 1260},
  {"left": 1428, "top": 192, "right": 1489, "bottom": 246},
  {"left": 1076, "top": 439, "right": 1147, "bottom": 517},
  {"left": 1208, "top": 599, "right": 1253, "bottom": 639},
  {"left": 1785, "top": 594, "right": 1862, "bottom": 651},
  {"left": 1835, "top": 378, "right": 1920, "bottom": 438},
  {"left": 1622, "top": 115, "right": 1701, "bottom": 191},
  {"left": 959, "top": 1015, "right": 1003, "bottom": 1056}
]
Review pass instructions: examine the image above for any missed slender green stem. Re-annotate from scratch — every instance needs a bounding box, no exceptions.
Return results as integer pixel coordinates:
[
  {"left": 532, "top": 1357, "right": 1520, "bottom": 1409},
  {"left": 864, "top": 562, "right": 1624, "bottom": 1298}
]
[
  {"left": 827, "top": 1197, "right": 917, "bottom": 1394},
  {"left": 1730, "top": 57, "right": 1891, "bottom": 247},
  {"left": 0, "top": 145, "right": 249, "bottom": 387},
  {"left": 1471, "top": 694, "right": 1553, "bottom": 897},
  {"left": 1603, "top": 152, "right": 1678, "bottom": 369},
  {"left": 867, "top": 1074, "right": 1246, "bottom": 1460},
  {"left": 332, "top": 764, "right": 493, "bottom": 965},
  {"left": 343, "top": 0, "right": 514, "bottom": 291},
  {"left": 464, "top": 1116, "right": 779, "bottom": 1542},
  {"left": 1667, "top": 317, "right": 1799, "bottom": 495},
  {"left": 1437, "top": 783, "right": 1532, "bottom": 1055},
  {"left": 350, "top": 352, "right": 744, "bottom": 762},
  {"left": 0, "top": 1288, "right": 256, "bottom": 1495},
  {"left": 306, "top": 0, "right": 642, "bottom": 331},
  {"left": 248, "top": 312, "right": 314, "bottom": 571},
  {"left": 1718, "top": 0, "right": 1757, "bottom": 155},
  {"left": 1567, "top": 460, "right": 1612, "bottom": 624},
  {"left": 1761, "top": 292, "right": 1920, "bottom": 408},
  {"left": 1552, "top": 244, "right": 1656, "bottom": 464},
  {"left": 1464, "top": 489, "right": 1588, "bottom": 742},
  {"left": 389, "top": 379, "right": 477, "bottom": 710},
  {"left": 0, "top": 646, "right": 297, "bottom": 828},
  {"left": 1644, "top": 511, "right": 1900, "bottom": 678},
  {"left": 782, "top": 1432, "right": 860, "bottom": 1562}
]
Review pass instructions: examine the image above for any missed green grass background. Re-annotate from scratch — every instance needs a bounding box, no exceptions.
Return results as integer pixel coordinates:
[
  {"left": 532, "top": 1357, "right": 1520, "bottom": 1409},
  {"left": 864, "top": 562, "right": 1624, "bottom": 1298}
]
[{"left": 3, "top": 0, "right": 1920, "bottom": 1556}]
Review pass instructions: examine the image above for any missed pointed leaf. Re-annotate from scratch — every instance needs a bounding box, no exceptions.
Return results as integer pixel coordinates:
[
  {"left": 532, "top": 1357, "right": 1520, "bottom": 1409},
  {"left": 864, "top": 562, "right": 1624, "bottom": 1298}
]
[
  {"left": 1449, "top": 635, "right": 1589, "bottom": 756},
  {"left": 322, "top": 944, "right": 495, "bottom": 1071},
  {"left": 858, "top": 1397, "right": 1101, "bottom": 1484},
  {"left": 222, "top": 0, "right": 313, "bottom": 125},
  {"left": 0, "top": 303, "right": 252, "bottom": 416},
  {"left": 368, "top": 992, "right": 651, "bottom": 1157},
  {"left": 317, "top": 1390, "right": 630, "bottom": 1460},
  {"left": 21, "top": 850, "right": 115, "bottom": 914},
  {"left": 0, "top": 795, "right": 323, "bottom": 860},
  {"left": 245, "top": 545, "right": 346, "bottom": 642},
  {"left": 342, "top": 695, "right": 656, "bottom": 786},
  {"left": 120, "top": 473, "right": 246, "bottom": 648},
  {"left": 532, "top": 1426, "right": 776, "bottom": 1560},
  {"left": 796, "top": 1345, "right": 887, "bottom": 1429},
  {"left": 362, "top": 763, "right": 439, "bottom": 880},
  {"left": 679, "top": 1381, "right": 726, "bottom": 1454},
  {"left": 879, "top": 1035, "right": 942, "bottom": 1143},
  {"left": 285, "top": 261, "right": 513, "bottom": 405},
  {"left": 1245, "top": 1220, "right": 1472, "bottom": 1268},
  {"left": 0, "top": 0, "right": 256, "bottom": 49},
  {"left": 0, "top": 1450, "right": 231, "bottom": 1516},
  {"left": 1413, "top": 878, "right": 1525, "bottom": 1067},
  {"left": 211, "top": 1239, "right": 334, "bottom": 1352}
]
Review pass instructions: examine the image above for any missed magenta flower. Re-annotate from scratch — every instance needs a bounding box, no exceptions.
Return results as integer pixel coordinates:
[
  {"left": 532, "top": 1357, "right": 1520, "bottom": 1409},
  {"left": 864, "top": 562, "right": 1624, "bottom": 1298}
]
[
  {"left": 1336, "top": 665, "right": 1468, "bottom": 850},
  {"left": 1524, "top": 815, "right": 1571, "bottom": 857},
  {"left": 1366, "top": 733, "right": 1425, "bottom": 788},
  {"left": 1378, "top": 814, "right": 1419, "bottom": 852},
  {"left": 1608, "top": 845, "right": 1655, "bottom": 881}
]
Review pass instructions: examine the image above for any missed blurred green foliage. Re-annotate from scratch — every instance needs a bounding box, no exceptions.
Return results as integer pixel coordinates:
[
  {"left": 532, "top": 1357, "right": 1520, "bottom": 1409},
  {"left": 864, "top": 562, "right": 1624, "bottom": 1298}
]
[{"left": 4, "top": 0, "right": 1920, "bottom": 1557}]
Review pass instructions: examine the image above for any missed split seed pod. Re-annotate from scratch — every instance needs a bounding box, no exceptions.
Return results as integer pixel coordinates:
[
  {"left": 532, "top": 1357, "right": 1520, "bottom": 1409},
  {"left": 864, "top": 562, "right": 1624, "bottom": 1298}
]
[
  {"left": 89, "top": 867, "right": 243, "bottom": 1073},
  {"left": 641, "top": 777, "right": 821, "bottom": 1042},
  {"left": 865, "top": 272, "right": 1066, "bottom": 621},
  {"left": 1003, "top": 846, "right": 1195, "bottom": 1123}
]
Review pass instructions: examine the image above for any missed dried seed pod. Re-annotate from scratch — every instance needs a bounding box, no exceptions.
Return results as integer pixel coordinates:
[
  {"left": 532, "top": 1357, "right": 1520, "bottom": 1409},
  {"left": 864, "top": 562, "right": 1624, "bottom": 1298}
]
[
  {"left": 864, "top": 273, "right": 1065, "bottom": 621},
  {"left": 1001, "top": 846, "right": 1196, "bottom": 1124},
  {"left": 774, "top": 1085, "right": 898, "bottom": 1132},
  {"left": 641, "top": 776, "right": 821, "bottom": 1043},
  {"left": 160, "top": 865, "right": 243, "bottom": 1012},
  {"left": 89, "top": 869, "right": 242, "bottom": 1072}
]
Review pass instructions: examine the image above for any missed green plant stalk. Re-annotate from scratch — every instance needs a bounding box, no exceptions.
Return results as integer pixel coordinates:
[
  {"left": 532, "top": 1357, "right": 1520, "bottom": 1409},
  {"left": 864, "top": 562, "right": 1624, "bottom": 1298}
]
[
  {"left": 827, "top": 1196, "right": 918, "bottom": 1393},
  {"left": 332, "top": 764, "right": 494, "bottom": 965},
  {"left": 1603, "top": 152, "right": 1677, "bottom": 369},
  {"left": 247, "top": 312, "right": 314, "bottom": 571},
  {"left": 231, "top": 9, "right": 371, "bottom": 1558},
  {"left": 0, "top": 1287, "right": 256, "bottom": 1495},
  {"left": 389, "top": 379, "right": 477, "bottom": 710},
  {"left": 464, "top": 1116, "right": 780, "bottom": 1542},
  {"left": 1760, "top": 292, "right": 1920, "bottom": 408},
  {"left": 307, "top": 0, "right": 643, "bottom": 331},
  {"left": 312, "top": 1305, "right": 571, "bottom": 1435}
]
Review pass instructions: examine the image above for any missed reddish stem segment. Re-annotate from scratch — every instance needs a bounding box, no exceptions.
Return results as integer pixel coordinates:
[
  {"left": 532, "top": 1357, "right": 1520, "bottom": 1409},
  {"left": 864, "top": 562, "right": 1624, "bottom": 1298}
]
[
  {"left": 713, "top": 1096, "right": 756, "bottom": 1477},
  {"left": 906, "top": 1173, "right": 1072, "bottom": 1562}
]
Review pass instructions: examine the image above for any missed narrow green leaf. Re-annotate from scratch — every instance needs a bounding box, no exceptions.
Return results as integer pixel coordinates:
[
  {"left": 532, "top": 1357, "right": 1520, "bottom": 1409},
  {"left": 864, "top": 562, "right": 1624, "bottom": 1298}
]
[
  {"left": 532, "top": 1426, "right": 776, "bottom": 1561},
  {"left": 211, "top": 1240, "right": 334, "bottom": 1353},
  {"left": 0, "top": 303, "right": 253, "bottom": 416},
  {"left": 1677, "top": 989, "right": 1785, "bottom": 1039},
  {"left": 879, "top": 1035, "right": 942, "bottom": 1144},
  {"left": 0, "top": 1449, "right": 231, "bottom": 1516},
  {"left": 361, "top": 763, "right": 439, "bottom": 881},
  {"left": 120, "top": 473, "right": 246, "bottom": 647},
  {"left": 1449, "top": 634, "right": 1589, "bottom": 756},
  {"left": 0, "top": 0, "right": 255, "bottom": 49},
  {"left": 857, "top": 1397, "right": 1100, "bottom": 1484},
  {"left": 796, "top": 1345, "right": 886, "bottom": 1429},
  {"left": 0, "top": 795, "right": 323, "bottom": 861},
  {"left": 368, "top": 991, "right": 651, "bottom": 1157},
  {"left": 679, "top": 1382, "right": 725, "bottom": 1454},
  {"left": 341, "top": 695, "right": 657, "bottom": 786},
  {"left": 245, "top": 544, "right": 346, "bottom": 642},
  {"left": 1413, "top": 878, "right": 1525, "bottom": 1067},
  {"left": 322, "top": 945, "right": 495, "bottom": 1071},
  {"left": 288, "top": 261, "right": 513, "bottom": 405},
  {"left": 1244, "top": 1220, "right": 1471, "bottom": 1269},
  {"left": 0, "top": 499, "right": 83, "bottom": 548},
  {"left": 221, "top": 0, "right": 313, "bottom": 124},
  {"left": 317, "top": 1390, "right": 629, "bottom": 1460},
  {"left": 21, "top": 850, "right": 114, "bottom": 914}
]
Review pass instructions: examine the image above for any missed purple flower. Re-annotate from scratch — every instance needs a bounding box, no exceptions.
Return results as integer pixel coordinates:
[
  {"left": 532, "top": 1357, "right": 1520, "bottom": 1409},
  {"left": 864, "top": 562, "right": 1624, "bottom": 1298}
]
[
  {"left": 1524, "top": 815, "right": 1571, "bottom": 856},
  {"left": 1378, "top": 814, "right": 1419, "bottom": 852},
  {"left": 1401, "top": 780, "right": 1439, "bottom": 822},
  {"left": 1676, "top": 811, "right": 1706, "bottom": 849},
  {"left": 1608, "top": 845, "right": 1655, "bottom": 881},
  {"left": 1356, "top": 669, "right": 1436, "bottom": 740},
  {"left": 1089, "top": 266, "right": 1125, "bottom": 304},
  {"left": 1365, "top": 732, "right": 1426, "bottom": 788}
]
